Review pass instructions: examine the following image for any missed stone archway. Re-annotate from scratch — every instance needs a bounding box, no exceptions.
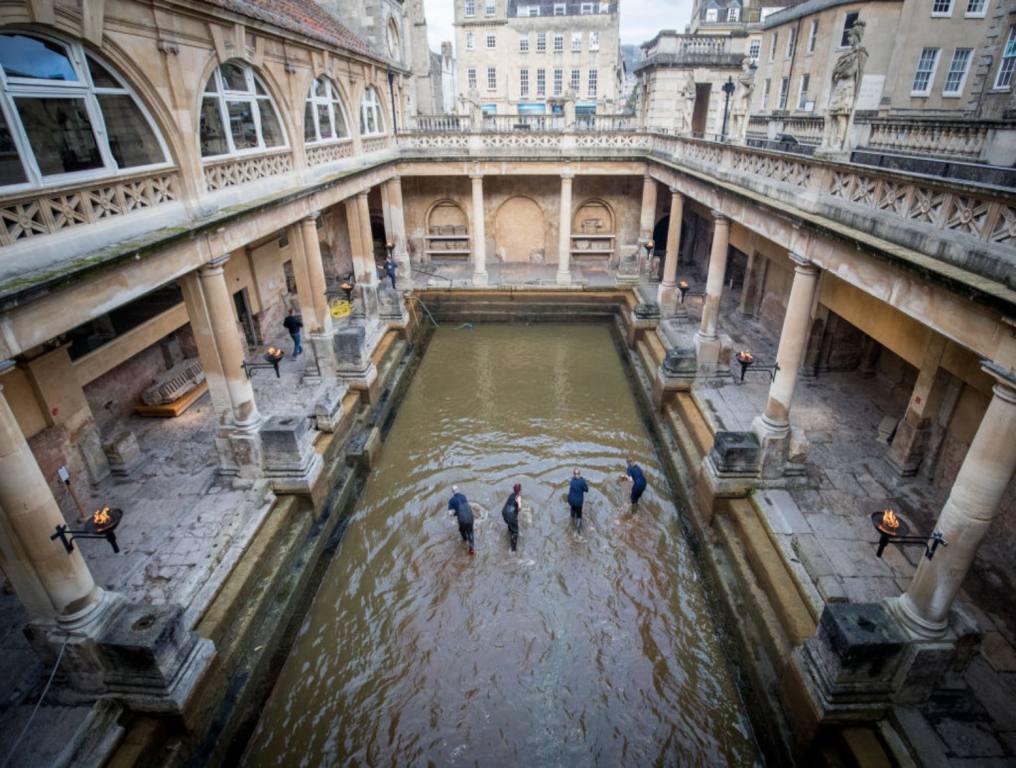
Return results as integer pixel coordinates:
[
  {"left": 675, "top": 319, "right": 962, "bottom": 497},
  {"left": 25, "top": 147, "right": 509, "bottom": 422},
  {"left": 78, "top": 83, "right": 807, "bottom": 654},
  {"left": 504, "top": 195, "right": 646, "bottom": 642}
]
[{"left": 494, "top": 195, "right": 545, "bottom": 263}]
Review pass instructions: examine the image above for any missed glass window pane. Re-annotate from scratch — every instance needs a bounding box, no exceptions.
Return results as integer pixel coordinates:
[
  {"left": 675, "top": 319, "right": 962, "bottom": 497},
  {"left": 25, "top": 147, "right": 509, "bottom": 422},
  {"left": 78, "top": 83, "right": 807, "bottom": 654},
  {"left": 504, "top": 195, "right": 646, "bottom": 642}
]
[
  {"left": 220, "top": 63, "right": 248, "bottom": 92},
  {"left": 258, "top": 103, "right": 284, "bottom": 147},
  {"left": 15, "top": 97, "right": 102, "bottom": 175},
  {"left": 204, "top": 75, "right": 218, "bottom": 94},
  {"left": 255, "top": 79, "right": 268, "bottom": 97},
  {"left": 200, "top": 98, "right": 229, "bottom": 156},
  {"left": 0, "top": 34, "right": 78, "bottom": 80},
  {"left": 304, "top": 101, "right": 316, "bottom": 142},
  {"left": 87, "top": 57, "right": 120, "bottom": 88},
  {"left": 227, "top": 101, "right": 258, "bottom": 149},
  {"left": 333, "top": 105, "right": 348, "bottom": 137},
  {"left": 316, "top": 104, "right": 333, "bottom": 139},
  {"left": 97, "top": 94, "right": 163, "bottom": 167},
  {"left": 0, "top": 109, "right": 27, "bottom": 185}
]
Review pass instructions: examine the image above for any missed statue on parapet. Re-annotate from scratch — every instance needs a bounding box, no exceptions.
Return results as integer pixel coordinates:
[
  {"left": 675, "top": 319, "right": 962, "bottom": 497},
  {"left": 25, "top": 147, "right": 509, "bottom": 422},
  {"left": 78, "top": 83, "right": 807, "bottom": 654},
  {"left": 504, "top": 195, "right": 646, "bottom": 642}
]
[
  {"left": 458, "top": 87, "right": 484, "bottom": 130},
  {"left": 732, "top": 57, "right": 756, "bottom": 142},
  {"left": 821, "top": 20, "right": 868, "bottom": 154},
  {"left": 679, "top": 72, "right": 696, "bottom": 135}
]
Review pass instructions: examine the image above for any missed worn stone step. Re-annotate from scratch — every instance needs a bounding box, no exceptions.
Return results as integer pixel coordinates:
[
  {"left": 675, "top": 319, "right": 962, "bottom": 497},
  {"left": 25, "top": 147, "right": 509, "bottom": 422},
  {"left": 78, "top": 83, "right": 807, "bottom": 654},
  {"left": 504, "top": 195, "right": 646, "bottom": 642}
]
[{"left": 675, "top": 392, "right": 714, "bottom": 459}]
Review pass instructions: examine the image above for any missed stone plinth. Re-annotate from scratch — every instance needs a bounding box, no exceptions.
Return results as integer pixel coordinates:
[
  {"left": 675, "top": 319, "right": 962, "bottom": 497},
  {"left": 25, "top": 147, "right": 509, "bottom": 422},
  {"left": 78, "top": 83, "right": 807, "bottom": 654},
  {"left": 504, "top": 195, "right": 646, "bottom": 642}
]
[
  {"left": 696, "top": 430, "right": 760, "bottom": 520},
  {"left": 378, "top": 285, "right": 409, "bottom": 328},
  {"left": 314, "top": 384, "right": 349, "bottom": 432},
  {"left": 653, "top": 347, "right": 697, "bottom": 406},
  {"left": 333, "top": 325, "right": 379, "bottom": 393},
  {"left": 694, "top": 331, "right": 733, "bottom": 375},
  {"left": 628, "top": 303, "right": 660, "bottom": 346},
  {"left": 102, "top": 430, "right": 143, "bottom": 478},
  {"left": 259, "top": 414, "right": 322, "bottom": 494}
]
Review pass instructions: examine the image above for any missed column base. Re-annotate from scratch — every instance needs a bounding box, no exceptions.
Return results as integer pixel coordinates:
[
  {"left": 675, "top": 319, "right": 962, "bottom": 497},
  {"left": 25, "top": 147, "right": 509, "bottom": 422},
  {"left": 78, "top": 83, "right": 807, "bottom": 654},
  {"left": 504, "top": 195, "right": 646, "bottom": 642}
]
[
  {"left": 653, "top": 347, "right": 697, "bottom": 407},
  {"left": 472, "top": 271, "right": 489, "bottom": 287},
  {"left": 751, "top": 414, "right": 809, "bottom": 479},
  {"left": 26, "top": 591, "right": 215, "bottom": 716},
  {"left": 885, "top": 594, "right": 949, "bottom": 640},
  {"left": 884, "top": 419, "right": 929, "bottom": 477},
  {"left": 694, "top": 331, "right": 732, "bottom": 375},
  {"left": 556, "top": 269, "right": 572, "bottom": 286},
  {"left": 214, "top": 417, "right": 264, "bottom": 479},
  {"left": 657, "top": 283, "right": 678, "bottom": 316}
]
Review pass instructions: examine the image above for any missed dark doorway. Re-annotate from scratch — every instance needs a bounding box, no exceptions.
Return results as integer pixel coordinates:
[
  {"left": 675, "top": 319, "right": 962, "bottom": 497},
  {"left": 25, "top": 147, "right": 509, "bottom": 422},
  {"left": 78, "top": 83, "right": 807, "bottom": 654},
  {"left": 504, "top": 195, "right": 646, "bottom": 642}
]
[
  {"left": 692, "top": 83, "right": 711, "bottom": 136},
  {"left": 233, "top": 288, "right": 259, "bottom": 349}
]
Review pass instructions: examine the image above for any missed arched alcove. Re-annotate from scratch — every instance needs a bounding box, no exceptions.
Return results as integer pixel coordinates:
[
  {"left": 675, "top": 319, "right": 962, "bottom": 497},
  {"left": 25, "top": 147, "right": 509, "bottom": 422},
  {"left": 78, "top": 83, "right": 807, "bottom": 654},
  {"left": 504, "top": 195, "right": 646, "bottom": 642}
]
[
  {"left": 571, "top": 198, "right": 616, "bottom": 259},
  {"left": 425, "top": 199, "right": 469, "bottom": 259},
  {"left": 495, "top": 195, "right": 545, "bottom": 263}
]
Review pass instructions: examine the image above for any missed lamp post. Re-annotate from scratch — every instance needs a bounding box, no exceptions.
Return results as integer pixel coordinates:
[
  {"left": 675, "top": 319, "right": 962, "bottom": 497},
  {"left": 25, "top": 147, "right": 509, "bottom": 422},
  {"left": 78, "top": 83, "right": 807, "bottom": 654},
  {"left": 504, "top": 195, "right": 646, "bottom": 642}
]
[{"left": 721, "top": 77, "right": 736, "bottom": 141}]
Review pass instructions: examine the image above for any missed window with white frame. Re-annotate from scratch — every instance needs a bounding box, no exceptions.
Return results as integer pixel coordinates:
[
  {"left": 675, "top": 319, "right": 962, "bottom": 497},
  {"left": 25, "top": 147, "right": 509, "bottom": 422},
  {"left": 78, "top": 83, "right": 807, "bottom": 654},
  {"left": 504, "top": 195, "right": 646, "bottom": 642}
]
[
  {"left": 777, "top": 76, "right": 789, "bottom": 109},
  {"left": 0, "top": 32, "right": 171, "bottom": 188},
  {"left": 466, "top": 31, "right": 475, "bottom": 50},
  {"left": 728, "top": 7, "right": 740, "bottom": 22},
  {"left": 554, "top": 3, "right": 566, "bottom": 14},
  {"left": 807, "top": 20, "right": 818, "bottom": 53},
  {"left": 590, "top": 31, "right": 600, "bottom": 50},
  {"left": 465, "top": 0, "right": 476, "bottom": 17},
  {"left": 786, "top": 27, "right": 796, "bottom": 58},
  {"left": 553, "top": 69, "right": 563, "bottom": 95},
  {"left": 487, "top": 67, "right": 497, "bottom": 90},
  {"left": 486, "top": 33, "right": 497, "bottom": 49},
  {"left": 467, "top": 67, "right": 477, "bottom": 89},
  {"left": 572, "top": 32, "right": 582, "bottom": 51},
  {"left": 520, "top": 68, "right": 530, "bottom": 96},
  {"left": 931, "top": 0, "right": 953, "bottom": 15},
  {"left": 796, "top": 74, "right": 810, "bottom": 109},
  {"left": 761, "top": 77, "right": 771, "bottom": 110},
  {"left": 554, "top": 34, "right": 564, "bottom": 52},
  {"left": 571, "top": 68, "right": 581, "bottom": 92},
  {"left": 748, "top": 39, "right": 761, "bottom": 60},
  {"left": 995, "top": 27, "right": 1016, "bottom": 88},
  {"left": 769, "top": 32, "right": 778, "bottom": 61},
  {"left": 706, "top": 8, "right": 718, "bottom": 21},
  {"left": 359, "top": 86, "right": 385, "bottom": 135},
  {"left": 912, "top": 47, "right": 940, "bottom": 94},
  {"left": 485, "top": 0, "right": 496, "bottom": 16},
  {"left": 537, "top": 32, "right": 547, "bottom": 52},
  {"left": 520, "top": 34, "right": 529, "bottom": 53},
  {"left": 200, "top": 61, "right": 286, "bottom": 158},
  {"left": 304, "top": 76, "right": 350, "bottom": 144},
  {"left": 588, "top": 68, "right": 598, "bottom": 96},
  {"left": 526, "top": 5, "right": 540, "bottom": 15},
  {"left": 840, "top": 12, "right": 859, "bottom": 46},
  {"left": 536, "top": 68, "right": 546, "bottom": 95},
  {"left": 581, "top": 2, "right": 594, "bottom": 13},
  {"left": 943, "top": 48, "right": 972, "bottom": 94},
  {"left": 965, "top": 0, "right": 987, "bottom": 15}
]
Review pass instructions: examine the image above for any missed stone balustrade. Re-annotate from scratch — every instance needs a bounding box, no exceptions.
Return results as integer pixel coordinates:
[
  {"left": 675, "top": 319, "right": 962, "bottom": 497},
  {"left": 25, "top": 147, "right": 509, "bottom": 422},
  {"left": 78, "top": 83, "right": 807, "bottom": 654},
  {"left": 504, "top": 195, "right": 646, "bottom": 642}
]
[
  {"left": 306, "top": 140, "right": 355, "bottom": 167},
  {"left": 746, "top": 114, "right": 824, "bottom": 145},
  {"left": 203, "top": 149, "right": 293, "bottom": 193},
  {"left": 638, "top": 34, "right": 743, "bottom": 68},
  {"left": 859, "top": 117, "right": 992, "bottom": 160}
]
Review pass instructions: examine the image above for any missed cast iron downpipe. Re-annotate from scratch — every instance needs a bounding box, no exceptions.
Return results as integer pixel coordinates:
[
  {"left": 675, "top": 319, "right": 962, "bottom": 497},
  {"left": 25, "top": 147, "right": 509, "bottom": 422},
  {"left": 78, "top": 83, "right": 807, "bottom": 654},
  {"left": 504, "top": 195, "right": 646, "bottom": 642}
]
[{"left": 387, "top": 70, "right": 399, "bottom": 133}]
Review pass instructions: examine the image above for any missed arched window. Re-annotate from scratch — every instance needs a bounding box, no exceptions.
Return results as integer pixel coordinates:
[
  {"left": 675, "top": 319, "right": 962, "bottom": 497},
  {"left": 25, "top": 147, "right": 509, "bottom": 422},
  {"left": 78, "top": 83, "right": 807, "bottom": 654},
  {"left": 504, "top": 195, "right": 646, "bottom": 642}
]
[
  {"left": 0, "top": 31, "right": 170, "bottom": 190},
  {"left": 360, "top": 87, "right": 385, "bottom": 136},
  {"left": 200, "top": 62, "right": 286, "bottom": 158},
  {"left": 386, "top": 18, "right": 402, "bottom": 61},
  {"left": 304, "top": 76, "right": 350, "bottom": 144}
]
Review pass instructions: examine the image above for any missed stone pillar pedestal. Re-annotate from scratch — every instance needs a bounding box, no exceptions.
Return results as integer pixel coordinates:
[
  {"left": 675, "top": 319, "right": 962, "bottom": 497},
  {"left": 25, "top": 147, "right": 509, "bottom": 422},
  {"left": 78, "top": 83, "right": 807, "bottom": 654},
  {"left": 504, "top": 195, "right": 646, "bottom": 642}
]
[
  {"left": 333, "top": 325, "right": 379, "bottom": 397},
  {"left": 657, "top": 188, "right": 683, "bottom": 314},
  {"left": 259, "top": 414, "right": 323, "bottom": 495},
  {"left": 652, "top": 347, "right": 697, "bottom": 407},
  {"left": 557, "top": 172, "right": 574, "bottom": 285},
  {"left": 627, "top": 303, "right": 660, "bottom": 347},
  {"left": 886, "top": 335, "right": 948, "bottom": 477},
  {"left": 694, "top": 211, "right": 730, "bottom": 371},
  {"left": 314, "top": 381, "right": 350, "bottom": 433},
  {"left": 695, "top": 430, "right": 760, "bottom": 523},
  {"left": 752, "top": 253, "right": 819, "bottom": 478},
  {"left": 470, "top": 173, "right": 488, "bottom": 286},
  {"left": 378, "top": 284, "right": 410, "bottom": 329},
  {"left": 889, "top": 361, "right": 1016, "bottom": 639}
]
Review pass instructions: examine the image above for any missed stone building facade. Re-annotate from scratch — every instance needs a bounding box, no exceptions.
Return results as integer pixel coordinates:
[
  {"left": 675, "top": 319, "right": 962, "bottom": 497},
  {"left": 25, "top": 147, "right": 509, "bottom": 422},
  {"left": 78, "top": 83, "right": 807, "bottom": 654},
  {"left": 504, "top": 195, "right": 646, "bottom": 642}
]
[{"left": 452, "top": 0, "right": 623, "bottom": 116}]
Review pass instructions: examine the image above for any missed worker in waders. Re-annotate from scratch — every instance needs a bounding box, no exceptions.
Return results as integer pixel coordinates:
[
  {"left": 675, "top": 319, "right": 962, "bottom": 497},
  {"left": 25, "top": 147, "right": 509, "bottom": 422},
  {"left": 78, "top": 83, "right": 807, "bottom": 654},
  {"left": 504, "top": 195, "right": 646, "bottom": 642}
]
[
  {"left": 619, "top": 458, "right": 648, "bottom": 513},
  {"left": 448, "top": 485, "right": 475, "bottom": 556},
  {"left": 502, "top": 483, "right": 522, "bottom": 552},
  {"left": 567, "top": 469, "right": 589, "bottom": 531}
]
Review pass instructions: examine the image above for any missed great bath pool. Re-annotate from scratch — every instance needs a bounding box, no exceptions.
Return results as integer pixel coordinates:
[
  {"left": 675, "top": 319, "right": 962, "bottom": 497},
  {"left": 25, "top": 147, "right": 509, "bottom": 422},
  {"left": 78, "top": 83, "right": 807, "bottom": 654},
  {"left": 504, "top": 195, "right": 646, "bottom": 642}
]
[{"left": 243, "top": 324, "right": 761, "bottom": 766}]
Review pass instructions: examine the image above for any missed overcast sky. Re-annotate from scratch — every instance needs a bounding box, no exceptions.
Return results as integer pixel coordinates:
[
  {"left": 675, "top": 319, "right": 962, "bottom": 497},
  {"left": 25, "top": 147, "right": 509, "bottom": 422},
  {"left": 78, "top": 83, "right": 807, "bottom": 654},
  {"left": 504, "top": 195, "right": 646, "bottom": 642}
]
[{"left": 423, "top": 0, "right": 695, "bottom": 51}]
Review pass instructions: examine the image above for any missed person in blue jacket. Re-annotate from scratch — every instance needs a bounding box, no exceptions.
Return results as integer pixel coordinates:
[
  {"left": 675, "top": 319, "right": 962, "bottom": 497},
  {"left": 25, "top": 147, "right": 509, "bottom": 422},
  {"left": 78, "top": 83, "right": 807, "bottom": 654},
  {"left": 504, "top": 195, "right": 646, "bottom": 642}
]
[
  {"left": 567, "top": 469, "right": 590, "bottom": 531},
  {"left": 501, "top": 483, "right": 522, "bottom": 552},
  {"left": 384, "top": 254, "right": 398, "bottom": 290},
  {"left": 620, "top": 457, "right": 648, "bottom": 513},
  {"left": 448, "top": 485, "right": 475, "bottom": 556}
]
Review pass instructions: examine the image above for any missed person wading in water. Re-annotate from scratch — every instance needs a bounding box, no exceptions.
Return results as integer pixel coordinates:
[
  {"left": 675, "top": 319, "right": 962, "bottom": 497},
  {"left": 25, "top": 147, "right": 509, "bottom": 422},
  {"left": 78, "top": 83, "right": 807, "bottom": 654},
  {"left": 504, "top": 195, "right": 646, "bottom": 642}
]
[
  {"left": 448, "top": 485, "right": 475, "bottom": 556},
  {"left": 502, "top": 483, "right": 522, "bottom": 552},
  {"left": 619, "top": 457, "right": 648, "bottom": 514},
  {"left": 567, "top": 469, "right": 589, "bottom": 531}
]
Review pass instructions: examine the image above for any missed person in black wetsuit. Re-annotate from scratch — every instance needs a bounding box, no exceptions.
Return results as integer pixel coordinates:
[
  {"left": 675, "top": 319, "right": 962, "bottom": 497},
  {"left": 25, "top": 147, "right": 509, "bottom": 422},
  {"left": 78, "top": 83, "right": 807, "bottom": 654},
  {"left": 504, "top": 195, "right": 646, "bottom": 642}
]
[
  {"left": 448, "top": 485, "right": 475, "bottom": 556},
  {"left": 567, "top": 469, "right": 589, "bottom": 531},
  {"left": 501, "top": 483, "right": 522, "bottom": 552},
  {"left": 620, "top": 458, "right": 648, "bottom": 513}
]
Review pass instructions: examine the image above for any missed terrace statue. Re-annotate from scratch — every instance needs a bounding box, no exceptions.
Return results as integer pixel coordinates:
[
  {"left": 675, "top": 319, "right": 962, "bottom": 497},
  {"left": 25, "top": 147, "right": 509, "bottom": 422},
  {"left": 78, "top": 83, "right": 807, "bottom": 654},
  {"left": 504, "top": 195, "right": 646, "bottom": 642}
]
[
  {"left": 732, "top": 58, "right": 756, "bottom": 143},
  {"left": 679, "top": 72, "right": 696, "bottom": 134},
  {"left": 821, "top": 21, "right": 868, "bottom": 154},
  {"left": 458, "top": 88, "right": 484, "bottom": 130}
]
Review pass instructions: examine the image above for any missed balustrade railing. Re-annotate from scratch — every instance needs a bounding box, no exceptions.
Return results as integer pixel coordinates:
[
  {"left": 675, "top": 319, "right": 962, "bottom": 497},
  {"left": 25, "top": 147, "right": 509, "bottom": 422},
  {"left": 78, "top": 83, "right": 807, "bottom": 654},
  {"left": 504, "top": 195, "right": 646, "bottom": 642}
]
[
  {"left": 860, "top": 117, "right": 991, "bottom": 160},
  {"left": 412, "top": 114, "right": 472, "bottom": 133}
]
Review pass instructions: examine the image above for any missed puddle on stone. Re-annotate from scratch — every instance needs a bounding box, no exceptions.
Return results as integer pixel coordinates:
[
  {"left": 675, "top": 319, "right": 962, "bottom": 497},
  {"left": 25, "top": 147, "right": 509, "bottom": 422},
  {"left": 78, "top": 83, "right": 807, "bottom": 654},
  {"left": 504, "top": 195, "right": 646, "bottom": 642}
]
[{"left": 243, "top": 324, "right": 761, "bottom": 767}]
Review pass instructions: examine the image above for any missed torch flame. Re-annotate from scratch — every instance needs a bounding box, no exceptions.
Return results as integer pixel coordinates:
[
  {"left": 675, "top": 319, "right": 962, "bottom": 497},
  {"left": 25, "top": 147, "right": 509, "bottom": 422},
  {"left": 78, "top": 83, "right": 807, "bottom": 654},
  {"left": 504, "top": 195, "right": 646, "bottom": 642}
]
[
  {"left": 882, "top": 508, "right": 900, "bottom": 530},
  {"left": 678, "top": 280, "right": 689, "bottom": 289},
  {"left": 92, "top": 506, "right": 111, "bottom": 527},
  {"left": 267, "top": 347, "right": 281, "bottom": 357},
  {"left": 738, "top": 350, "right": 754, "bottom": 363}
]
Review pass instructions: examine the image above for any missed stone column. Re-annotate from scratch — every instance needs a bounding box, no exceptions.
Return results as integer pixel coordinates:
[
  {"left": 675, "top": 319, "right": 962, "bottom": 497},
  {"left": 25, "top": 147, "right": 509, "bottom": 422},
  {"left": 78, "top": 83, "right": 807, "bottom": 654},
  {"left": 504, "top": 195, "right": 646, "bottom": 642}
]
[
  {"left": 556, "top": 171, "right": 574, "bottom": 286},
  {"left": 657, "top": 188, "right": 683, "bottom": 311},
  {"left": 0, "top": 361, "right": 100, "bottom": 621},
  {"left": 753, "top": 252, "right": 820, "bottom": 476},
  {"left": 386, "top": 176, "right": 411, "bottom": 281},
  {"left": 299, "top": 213, "right": 332, "bottom": 336},
  {"left": 470, "top": 173, "right": 488, "bottom": 286},
  {"left": 344, "top": 197, "right": 368, "bottom": 283},
  {"left": 891, "top": 362, "right": 1016, "bottom": 638},
  {"left": 886, "top": 335, "right": 949, "bottom": 477},
  {"left": 639, "top": 174, "right": 658, "bottom": 243},
  {"left": 356, "top": 191, "right": 377, "bottom": 286},
  {"left": 286, "top": 222, "right": 317, "bottom": 331},
  {"left": 694, "top": 211, "right": 730, "bottom": 367},
  {"left": 198, "top": 257, "right": 260, "bottom": 430}
]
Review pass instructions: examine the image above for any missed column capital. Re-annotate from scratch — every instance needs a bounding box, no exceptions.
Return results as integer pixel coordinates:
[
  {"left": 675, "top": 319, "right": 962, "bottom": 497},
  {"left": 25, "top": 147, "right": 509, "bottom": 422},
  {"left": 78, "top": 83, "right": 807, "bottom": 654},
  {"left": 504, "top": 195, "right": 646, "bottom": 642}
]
[
  {"left": 469, "top": 172, "right": 484, "bottom": 181},
  {"left": 390, "top": 174, "right": 401, "bottom": 183},
  {"left": 982, "top": 360, "right": 1016, "bottom": 404},
  {"left": 356, "top": 190, "right": 369, "bottom": 201},
  {"left": 561, "top": 170, "right": 575, "bottom": 181},
  {"left": 669, "top": 186, "right": 682, "bottom": 196},
  {"left": 304, "top": 211, "right": 321, "bottom": 223},
  {"left": 789, "top": 251, "right": 818, "bottom": 274},
  {"left": 643, "top": 173, "right": 654, "bottom": 184},
  {"left": 710, "top": 209, "right": 728, "bottom": 224},
  {"left": 205, "top": 253, "right": 230, "bottom": 268}
]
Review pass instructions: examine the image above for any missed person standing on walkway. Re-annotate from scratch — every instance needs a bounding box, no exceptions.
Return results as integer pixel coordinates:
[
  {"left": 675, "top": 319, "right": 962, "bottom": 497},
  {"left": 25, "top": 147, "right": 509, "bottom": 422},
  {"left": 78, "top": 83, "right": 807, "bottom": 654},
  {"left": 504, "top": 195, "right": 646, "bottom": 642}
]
[
  {"left": 502, "top": 483, "right": 522, "bottom": 552},
  {"left": 567, "top": 469, "right": 590, "bottom": 531},
  {"left": 448, "top": 485, "right": 475, "bottom": 556},
  {"left": 283, "top": 311, "right": 303, "bottom": 358},
  {"left": 619, "top": 458, "right": 648, "bottom": 513},
  {"left": 384, "top": 254, "right": 398, "bottom": 290}
]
